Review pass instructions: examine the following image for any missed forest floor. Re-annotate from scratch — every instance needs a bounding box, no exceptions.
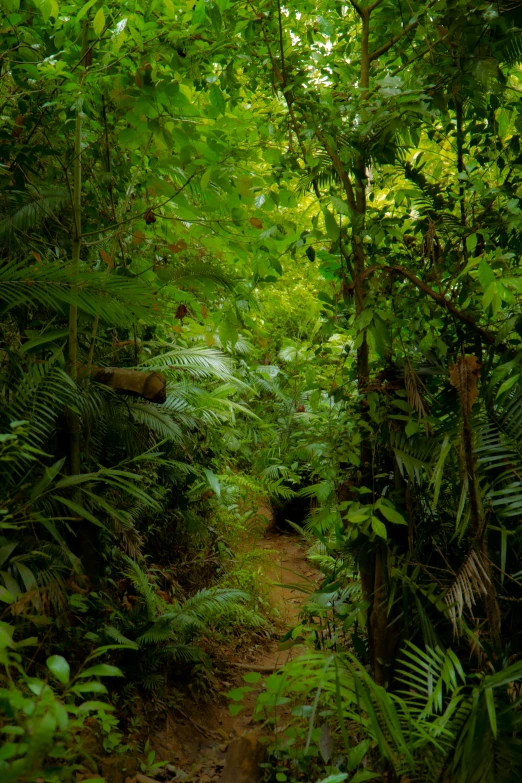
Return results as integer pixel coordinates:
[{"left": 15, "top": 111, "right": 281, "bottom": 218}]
[{"left": 149, "top": 516, "right": 320, "bottom": 782}]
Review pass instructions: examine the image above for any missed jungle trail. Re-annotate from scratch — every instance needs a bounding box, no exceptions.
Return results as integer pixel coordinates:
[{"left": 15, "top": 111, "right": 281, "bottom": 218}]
[{"left": 3, "top": 1, "right": 522, "bottom": 782}]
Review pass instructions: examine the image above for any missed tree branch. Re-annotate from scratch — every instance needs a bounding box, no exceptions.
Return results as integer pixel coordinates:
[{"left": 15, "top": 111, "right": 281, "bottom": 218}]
[
  {"left": 369, "top": 19, "right": 419, "bottom": 61},
  {"left": 80, "top": 169, "right": 200, "bottom": 238},
  {"left": 366, "top": 0, "right": 386, "bottom": 11},
  {"left": 347, "top": 264, "right": 504, "bottom": 349},
  {"left": 368, "top": 0, "right": 437, "bottom": 62},
  {"left": 348, "top": 0, "right": 364, "bottom": 16}
]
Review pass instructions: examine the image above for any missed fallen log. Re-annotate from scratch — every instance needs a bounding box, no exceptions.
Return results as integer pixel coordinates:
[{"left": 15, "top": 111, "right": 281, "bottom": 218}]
[
  {"left": 231, "top": 662, "right": 282, "bottom": 673},
  {"left": 85, "top": 366, "right": 166, "bottom": 403}
]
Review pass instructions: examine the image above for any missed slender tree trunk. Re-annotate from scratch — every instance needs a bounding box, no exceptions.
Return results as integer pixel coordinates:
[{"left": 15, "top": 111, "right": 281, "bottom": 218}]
[
  {"left": 354, "top": 7, "right": 371, "bottom": 451},
  {"left": 348, "top": 5, "right": 404, "bottom": 686},
  {"left": 67, "top": 39, "right": 86, "bottom": 475},
  {"left": 67, "top": 27, "right": 104, "bottom": 580},
  {"left": 354, "top": 7, "right": 395, "bottom": 687}
]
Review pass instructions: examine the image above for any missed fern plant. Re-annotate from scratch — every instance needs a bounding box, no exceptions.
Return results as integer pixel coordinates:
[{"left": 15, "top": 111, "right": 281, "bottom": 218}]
[
  {"left": 253, "top": 643, "right": 522, "bottom": 783},
  {"left": 102, "top": 556, "right": 263, "bottom": 692}
]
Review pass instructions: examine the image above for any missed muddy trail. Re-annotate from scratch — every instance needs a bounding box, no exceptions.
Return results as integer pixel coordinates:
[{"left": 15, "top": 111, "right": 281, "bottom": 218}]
[{"left": 149, "top": 525, "right": 321, "bottom": 783}]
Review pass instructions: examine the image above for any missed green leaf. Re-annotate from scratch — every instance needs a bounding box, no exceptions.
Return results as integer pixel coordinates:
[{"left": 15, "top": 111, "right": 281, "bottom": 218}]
[
  {"left": 93, "top": 6, "right": 105, "bottom": 35},
  {"left": 404, "top": 420, "right": 418, "bottom": 438},
  {"left": 200, "top": 168, "right": 212, "bottom": 190},
  {"left": 16, "top": 562, "right": 38, "bottom": 593},
  {"left": 371, "top": 516, "right": 387, "bottom": 539},
  {"left": 192, "top": 0, "right": 206, "bottom": 26},
  {"left": 466, "top": 233, "right": 477, "bottom": 253},
  {"left": 46, "top": 654, "right": 70, "bottom": 685},
  {"left": 78, "top": 664, "right": 123, "bottom": 678},
  {"left": 0, "top": 543, "right": 17, "bottom": 568},
  {"left": 485, "top": 687, "right": 497, "bottom": 738},
  {"left": 19, "top": 328, "right": 69, "bottom": 355},
  {"left": 483, "top": 282, "right": 500, "bottom": 315},
  {"left": 347, "top": 739, "right": 370, "bottom": 770},
  {"left": 52, "top": 496, "right": 105, "bottom": 528},
  {"left": 317, "top": 775, "right": 348, "bottom": 783},
  {"left": 0, "top": 624, "right": 14, "bottom": 648},
  {"left": 209, "top": 84, "right": 226, "bottom": 114},
  {"left": 0, "top": 743, "right": 18, "bottom": 761},
  {"left": 78, "top": 700, "right": 115, "bottom": 713},
  {"left": 331, "top": 195, "right": 350, "bottom": 215},
  {"left": 218, "top": 319, "right": 238, "bottom": 349},
  {"left": 478, "top": 258, "right": 495, "bottom": 289},
  {"left": 355, "top": 308, "right": 374, "bottom": 331},
  {"left": 228, "top": 686, "right": 251, "bottom": 701},
  {"left": 71, "top": 681, "right": 108, "bottom": 694},
  {"left": 431, "top": 435, "right": 451, "bottom": 509},
  {"left": 379, "top": 505, "right": 407, "bottom": 525},
  {"left": 76, "top": 0, "right": 98, "bottom": 22},
  {"left": 0, "top": 587, "right": 14, "bottom": 604},
  {"left": 81, "top": 780, "right": 113, "bottom": 783},
  {"left": 86, "top": 642, "right": 138, "bottom": 657},
  {"left": 228, "top": 703, "right": 243, "bottom": 716},
  {"left": 242, "top": 671, "right": 261, "bottom": 684},
  {"left": 203, "top": 468, "right": 221, "bottom": 497},
  {"left": 37, "top": 0, "right": 59, "bottom": 23},
  {"left": 350, "top": 773, "right": 379, "bottom": 783},
  {"left": 496, "top": 375, "right": 519, "bottom": 397},
  {"left": 324, "top": 209, "right": 340, "bottom": 240}
]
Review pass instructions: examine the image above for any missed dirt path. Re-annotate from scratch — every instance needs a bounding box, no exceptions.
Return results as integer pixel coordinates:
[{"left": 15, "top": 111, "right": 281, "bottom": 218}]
[{"left": 152, "top": 526, "right": 320, "bottom": 782}]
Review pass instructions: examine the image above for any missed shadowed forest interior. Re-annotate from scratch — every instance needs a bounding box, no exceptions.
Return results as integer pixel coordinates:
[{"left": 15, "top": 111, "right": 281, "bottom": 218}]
[{"left": 3, "top": 1, "right": 522, "bottom": 781}]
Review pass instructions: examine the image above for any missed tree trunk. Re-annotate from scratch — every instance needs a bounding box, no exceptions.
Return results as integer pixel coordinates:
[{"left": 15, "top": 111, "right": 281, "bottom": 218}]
[{"left": 67, "top": 24, "right": 89, "bottom": 475}]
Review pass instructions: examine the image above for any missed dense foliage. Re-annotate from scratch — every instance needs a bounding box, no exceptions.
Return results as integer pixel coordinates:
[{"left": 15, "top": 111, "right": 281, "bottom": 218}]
[{"left": 3, "top": 0, "right": 522, "bottom": 780}]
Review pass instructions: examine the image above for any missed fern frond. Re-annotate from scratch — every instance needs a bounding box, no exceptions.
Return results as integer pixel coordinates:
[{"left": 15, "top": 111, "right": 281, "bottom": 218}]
[
  {"left": 140, "top": 346, "right": 237, "bottom": 381},
  {"left": 123, "top": 556, "right": 159, "bottom": 619}
]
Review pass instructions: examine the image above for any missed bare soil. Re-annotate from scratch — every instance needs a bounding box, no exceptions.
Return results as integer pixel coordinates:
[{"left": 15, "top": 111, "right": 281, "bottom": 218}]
[{"left": 150, "top": 524, "right": 320, "bottom": 782}]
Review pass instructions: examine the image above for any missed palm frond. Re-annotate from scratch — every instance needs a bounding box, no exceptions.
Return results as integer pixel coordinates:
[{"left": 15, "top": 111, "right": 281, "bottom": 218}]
[
  {"left": 0, "top": 259, "right": 158, "bottom": 325},
  {"left": 0, "top": 189, "right": 69, "bottom": 238},
  {"left": 443, "top": 548, "right": 490, "bottom": 634}
]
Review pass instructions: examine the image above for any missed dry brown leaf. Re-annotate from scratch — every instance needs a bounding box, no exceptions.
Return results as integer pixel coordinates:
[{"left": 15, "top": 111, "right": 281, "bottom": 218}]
[
  {"left": 404, "top": 361, "right": 428, "bottom": 418},
  {"left": 132, "top": 230, "right": 145, "bottom": 245},
  {"left": 250, "top": 217, "right": 263, "bottom": 229},
  {"left": 12, "top": 114, "right": 24, "bottom": 139},
  {"left": 449, "top": 355, "right": 481, "bottom": 412},
  {"left": 99, "top": 249, "right": 113, "bottom": 268},
  {"left": 168, "top": 239, "right": 187, "bottom": 253}
]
